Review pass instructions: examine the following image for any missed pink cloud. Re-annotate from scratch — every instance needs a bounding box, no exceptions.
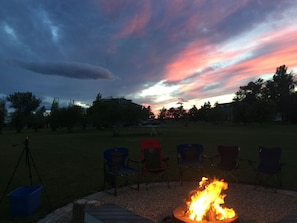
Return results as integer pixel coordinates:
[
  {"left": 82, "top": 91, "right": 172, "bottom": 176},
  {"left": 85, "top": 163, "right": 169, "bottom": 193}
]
[
  {"left": 158, "top": 0, "right": 246, "bottom": 37},
  {"left": 220, "top": 39, "right": 297, "bottom": 91},
  {"left": 162, "top": 1, "right": 252, "bottom": 82},
  {"left": 164, "top": 40, "right": 209, "bottom": 81},
  {"left": 114, "top": 2, "right": 151, "bottom": 38},
  {"left": 174, "top": 21, "right": 297, "bottom": 94},
  {"left": 99, "top": 0, "right": 127, "bottom": 16}
]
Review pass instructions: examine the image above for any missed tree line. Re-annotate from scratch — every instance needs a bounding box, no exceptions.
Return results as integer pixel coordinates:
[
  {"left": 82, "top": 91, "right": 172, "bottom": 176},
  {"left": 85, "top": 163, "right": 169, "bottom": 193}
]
[
  {"left": 0, "top": 65, "right": 296, "bottom": 133},
  {"left": 0, "top": 92, "right": 152, "bottom": 134},
  {"left": 158, "top": 65, "right": 297, "bottom": 124}
]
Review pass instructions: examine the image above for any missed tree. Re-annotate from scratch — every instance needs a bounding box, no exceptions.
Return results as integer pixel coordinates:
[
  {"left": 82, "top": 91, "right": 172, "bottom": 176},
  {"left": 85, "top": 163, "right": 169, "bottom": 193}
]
[
  {"left": 232, "top": 65, "right": 296, "bottom": 123},
  {"left": 250, "top": 100, "right": 276, "bottom": 123},
  {"left": 188, "top": 105, "right": 199, "bottom": 122},
  {"left": 265, "top": 65, "right": 296, "bottom": 121},
  {"left": 233, "top": 78, "right": 277, "bottom": 123},
  {"left": 198, "top": 102, "right": 211, "bottom": 121},
  {"left": 146, "top": 106, "right": 155, "bottom": 120},
  {"left": 167, "top": 107, "right": 176, "bottom": 120},
  {"left": 232, "top": 101, "right": 252, "bottom": 124},
  {"left": 87, "top": 94, "right": 150, "bottom": 135},
  {"left": 0, "top": 99, "right": 7, "bottom": 133},
  {"left": 7, "top": 92, "right": 41, "bottom": 132},
  {"left": 287, "top": 92, "right": 297, "bottom": 123},
  {"left": 176, "top": 105, "right": 186, "bottom": 120},
  {"left": 87, "top": 94, "right": 105, "bottom": 129},
  {"left": 208, "top": 103, "right": 225, "bottom": 124},
  {"left": 50, "top": 98, "right": 60, "bottom": 131},
  {"left": 60, "top": 101, "right": 84, "bottom": 132},
  {"left": 29, "top": 106, "right": 46, "bottom": 131},
  {"left": 158, "top": 107, "right": 167, "bottom": 121},
  {"left": 234, "top": 78, "right": 265, "bottom": 104}
]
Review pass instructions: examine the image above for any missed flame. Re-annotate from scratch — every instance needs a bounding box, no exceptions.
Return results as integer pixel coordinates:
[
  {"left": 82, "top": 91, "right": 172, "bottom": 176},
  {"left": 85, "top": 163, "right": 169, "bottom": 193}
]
[{"left": 186, "top": 177, "right": 236, "bottom": 221}]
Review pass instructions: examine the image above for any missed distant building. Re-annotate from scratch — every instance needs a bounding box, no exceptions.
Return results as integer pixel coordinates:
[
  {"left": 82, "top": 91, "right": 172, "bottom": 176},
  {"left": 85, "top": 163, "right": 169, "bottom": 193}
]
[
  {"left": 102, "top": 97, "right": 131, "bottom": 104},
  {"left": 101, "top": 97, "right": 143, "bottom": 108},
  {"left": 217, "top": 102, "right": 234, "bottom": 121}
]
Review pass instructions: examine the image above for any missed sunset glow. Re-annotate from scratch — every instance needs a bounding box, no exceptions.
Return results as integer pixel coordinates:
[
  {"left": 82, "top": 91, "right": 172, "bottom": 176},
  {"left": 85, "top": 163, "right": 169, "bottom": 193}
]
[{"left": 1, "top": 1, "right": 296, "bottom": 115}]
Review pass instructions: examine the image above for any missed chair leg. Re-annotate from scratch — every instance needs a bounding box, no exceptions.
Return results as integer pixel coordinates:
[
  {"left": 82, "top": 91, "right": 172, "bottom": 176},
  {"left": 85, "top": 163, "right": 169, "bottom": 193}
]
[
  {"left": 179, "top": 167, "right": 183, "bottom": 186},
  {"left": 103, "top": 174, "right": 118, "bottom": 196},
  {"left": 114, "top": 175, "right": 117, "bottom": 196},
  {"left": 141, "top": 174, "right": 149, "bottom": 190},
  {"left": 167, "top": 175, "right": 170, "bottom": 188},
  {"left": 254, "top": 172, "right": 283, "bottom": 191},
  {"left": 103, "top": 174, "right": 106, "bottom": 191},
  {"left": 128, "top": 172, "right": 140, "bottom": 191},
  {"left": 254, "top": 172, "right": 261, "bottom": 190},
  {"left": 163, "top": 172, "right": 170, "bottom": 188},
  {"left": 104, "top": 173, "right": 112, "bottom": 192},
  {"left": 233, "top": 170, "right": 239, "bottom": 184},
  {"left": 137, "top": 172, "right": 140, "bottom": 191},
  {"left": 142, "top": 173, "right": 170, "bottom": 190},
  {"left": 145, "top": 176, "right": 149, "bottom": 190},
  {"left": 277, "top": 172, "right": 282, "bottom": 188}
]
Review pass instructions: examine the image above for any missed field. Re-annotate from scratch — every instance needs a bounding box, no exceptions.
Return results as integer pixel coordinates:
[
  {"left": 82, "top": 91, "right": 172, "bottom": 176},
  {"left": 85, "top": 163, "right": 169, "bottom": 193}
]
[{"left": 1, "top": 122, "right": 297, "bottom": 222}]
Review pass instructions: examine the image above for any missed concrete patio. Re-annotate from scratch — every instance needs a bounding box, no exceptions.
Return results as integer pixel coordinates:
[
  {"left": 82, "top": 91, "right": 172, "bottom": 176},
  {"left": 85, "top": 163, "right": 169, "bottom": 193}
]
[{"left": 38, "top": 181, "right": 297, "bottom": 223}]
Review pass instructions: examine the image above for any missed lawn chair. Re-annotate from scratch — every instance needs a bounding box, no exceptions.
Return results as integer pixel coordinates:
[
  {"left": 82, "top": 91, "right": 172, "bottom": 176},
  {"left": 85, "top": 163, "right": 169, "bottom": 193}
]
[
  {"left": 103, "top": 148, "right": 139, "bottom": 196},
  {"left": 177, "top": 143, "right": 204, "bottom": 185},
  {"left": 140, "top": 139, "right": 170, "bottom": 190},
  {"left": 208, "top": 145, "right": 240, "bottom": 183},
  {"left": 249, "top": 146, "right": 285, "bottom": 190}
]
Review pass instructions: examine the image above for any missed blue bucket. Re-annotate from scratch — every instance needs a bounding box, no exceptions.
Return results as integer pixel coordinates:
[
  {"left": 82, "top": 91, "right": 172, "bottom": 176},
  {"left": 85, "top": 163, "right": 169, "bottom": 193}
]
[{"left": 8, "top": 185, "right": 43, "bottom": 217}]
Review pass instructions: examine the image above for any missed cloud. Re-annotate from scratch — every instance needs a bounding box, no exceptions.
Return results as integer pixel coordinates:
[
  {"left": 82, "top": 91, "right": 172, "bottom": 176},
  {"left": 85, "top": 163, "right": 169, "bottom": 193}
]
[
  {"left": 6, "top": 59, "right": 114, "bottom": 80},
  {"left": 1, "top": 0, "right": 297, "bottom": 115}
]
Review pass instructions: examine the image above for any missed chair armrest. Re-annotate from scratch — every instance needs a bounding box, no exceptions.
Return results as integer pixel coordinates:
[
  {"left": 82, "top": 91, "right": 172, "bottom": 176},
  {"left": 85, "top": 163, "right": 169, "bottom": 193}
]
[
  {"left": 127, "top": 159, "right": 141, "bottom": 171},
  {"left": 128, "top": 158, "right": 139, "bottom": 164},
  {"left": 245, "top": 159, "right": 258, "bottom": 172},
  {"left": 247, "top": 159, "right": 256, "bottom": 165},
  {"left": 177, "top": 154, "right": 181, "bottom": 165},
  {"left": 202, "top": 154, "right": 210, "bottom": 160},
  {"left": 163, "top": 157, "right": 169, "bottom": 161},
  {"left": 163, "top": 157, "right": 169, "bottom": 166},
  {"left": 203, "top": 154, "right": 219, "bottom": 166},
  {"left": 103, "top": 160, "right": 108, "bottom": 172}
]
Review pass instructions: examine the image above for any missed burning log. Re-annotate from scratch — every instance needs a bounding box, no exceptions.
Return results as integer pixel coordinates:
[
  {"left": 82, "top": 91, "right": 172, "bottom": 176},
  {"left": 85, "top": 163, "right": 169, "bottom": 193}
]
[
  {"left": 173, "top": 206, "right": 239, "bottom": 223},
  {"left": 206, "top": 207, "right": 217, "bottom": 222}
]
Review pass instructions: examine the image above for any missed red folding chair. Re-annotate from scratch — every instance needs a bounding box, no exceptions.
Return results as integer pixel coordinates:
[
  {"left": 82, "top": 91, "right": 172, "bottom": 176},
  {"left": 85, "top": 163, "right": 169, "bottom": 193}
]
[{"left": 140, "top": 139, "right": 170, "bottom": 190}]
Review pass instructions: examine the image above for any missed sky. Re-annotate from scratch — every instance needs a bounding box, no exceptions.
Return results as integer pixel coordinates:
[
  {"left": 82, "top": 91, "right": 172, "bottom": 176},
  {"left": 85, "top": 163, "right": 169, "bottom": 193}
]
[{"left": 1, "top": 0, "right": 297, "bottom": 115}]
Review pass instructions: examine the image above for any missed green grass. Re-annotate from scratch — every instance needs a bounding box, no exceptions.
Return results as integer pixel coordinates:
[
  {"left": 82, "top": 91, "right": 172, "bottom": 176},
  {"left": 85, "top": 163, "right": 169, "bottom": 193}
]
[{"left": 1, "top": 122, "right": 297, "bottom": 222}]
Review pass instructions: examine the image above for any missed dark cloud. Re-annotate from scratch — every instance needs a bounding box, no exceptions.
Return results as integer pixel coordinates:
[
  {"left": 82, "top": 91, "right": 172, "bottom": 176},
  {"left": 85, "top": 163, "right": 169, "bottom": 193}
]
[
  {"left": 214, "top": 0, "right": 293, "bottom": 42},
  {"left": 6, "top": 59, "right": 113, "bottom": 80},
  {"left": 0, "top": 0, "right": 296, "bottom": 112}
]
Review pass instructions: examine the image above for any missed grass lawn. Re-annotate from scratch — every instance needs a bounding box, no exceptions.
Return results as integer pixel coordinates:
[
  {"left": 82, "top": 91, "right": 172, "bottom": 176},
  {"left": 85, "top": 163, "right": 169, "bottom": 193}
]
[{"left": 1, "top": 122, "right": 297, "bottom": 222}]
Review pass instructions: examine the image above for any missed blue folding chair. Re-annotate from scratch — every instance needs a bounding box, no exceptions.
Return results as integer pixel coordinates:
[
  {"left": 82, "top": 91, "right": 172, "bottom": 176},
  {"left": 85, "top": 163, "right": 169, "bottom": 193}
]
[
  {"left": 252, "top": 146, "right": 285, "bottom": 190},
  {"left": 103, "top": 148, "right": 139, "bottom": 196},
  {"left": 177, "top": 143, "right": 204, "bottom": 185}
]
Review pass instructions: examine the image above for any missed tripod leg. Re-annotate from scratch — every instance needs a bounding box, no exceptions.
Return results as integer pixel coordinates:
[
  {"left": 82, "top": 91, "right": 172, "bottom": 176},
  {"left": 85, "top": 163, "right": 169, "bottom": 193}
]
[
  {"left": 28, "top": 149, "right": 53, "bottom": 210},
  {"left": 0, "top": 147, "right": 25, "bottom": 204},
  {"left": 25, "top": 147, "right": 33, "bottom": 185}
]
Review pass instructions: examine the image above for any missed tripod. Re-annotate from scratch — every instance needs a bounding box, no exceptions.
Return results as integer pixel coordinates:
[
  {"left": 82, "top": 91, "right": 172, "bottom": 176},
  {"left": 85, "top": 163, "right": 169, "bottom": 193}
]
[{"left": 1, "top": 137, "right": 52, "bottom": 209}]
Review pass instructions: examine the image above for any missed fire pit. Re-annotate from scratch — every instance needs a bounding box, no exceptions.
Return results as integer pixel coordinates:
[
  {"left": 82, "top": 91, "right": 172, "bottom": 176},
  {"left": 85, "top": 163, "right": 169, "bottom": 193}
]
[{"left": 173, "top": 177, "right": 239, "bottom": 223}]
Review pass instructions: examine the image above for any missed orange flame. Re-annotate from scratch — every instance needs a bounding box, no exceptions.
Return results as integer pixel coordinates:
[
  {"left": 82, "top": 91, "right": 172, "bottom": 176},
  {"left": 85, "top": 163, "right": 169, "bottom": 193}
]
[{"left": 186, "top": 177, "right": 236, "bottom": 221}]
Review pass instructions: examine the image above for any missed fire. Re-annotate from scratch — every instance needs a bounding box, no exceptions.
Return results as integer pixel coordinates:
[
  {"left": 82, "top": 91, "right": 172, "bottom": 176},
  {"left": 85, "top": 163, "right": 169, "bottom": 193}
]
[{"left": 186, "top": 177, "right": 236, "bottom": 221}]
